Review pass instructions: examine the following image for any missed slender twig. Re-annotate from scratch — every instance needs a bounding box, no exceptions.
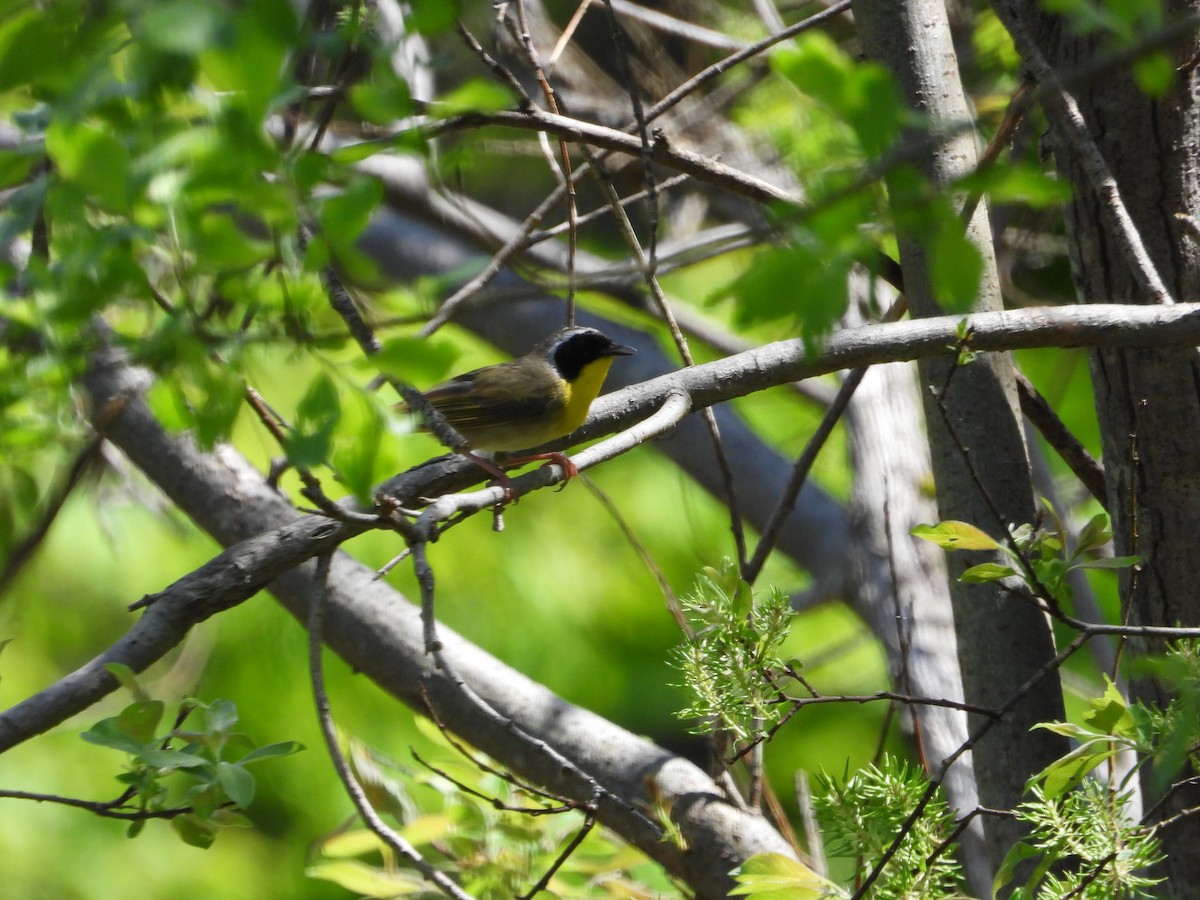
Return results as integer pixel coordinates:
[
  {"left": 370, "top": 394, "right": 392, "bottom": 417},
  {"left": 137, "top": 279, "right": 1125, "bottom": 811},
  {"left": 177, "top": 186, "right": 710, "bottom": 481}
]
[
  {"left": 504, "top": 2, "right": 579, "bottom": 324},
  {"left": 744, "top": 295, "right": 909, "bottom": 585},
  {"left": 725, "top": 690, "right": 999, "bottom": 766},
  {"left": 0, "top": 788, "right": 210, "bottom": 821},
  {"left": 579, "top": 138, "right": 750, "bottom": 570},
  {"left": 516, "top": 811, "right": 597, "bottom": 900},
  {"left": 307, "top": 553, "right": 474, "bottom": 900},
  {"left": 1015, "top": 370, "right": 1107, "bottom": 507},
  {"left": 0, "top": 434, "right": 104, "bottom": 595},
  {"left": 582, "top": 475, "right": 688, "bottom": 633}
]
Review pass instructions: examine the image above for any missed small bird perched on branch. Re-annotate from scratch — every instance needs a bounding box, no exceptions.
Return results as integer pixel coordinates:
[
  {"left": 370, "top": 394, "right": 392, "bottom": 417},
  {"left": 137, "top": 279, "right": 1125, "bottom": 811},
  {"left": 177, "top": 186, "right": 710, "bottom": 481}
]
[{"left": 399, "top": 326, "right": 636, "bottom": 496}]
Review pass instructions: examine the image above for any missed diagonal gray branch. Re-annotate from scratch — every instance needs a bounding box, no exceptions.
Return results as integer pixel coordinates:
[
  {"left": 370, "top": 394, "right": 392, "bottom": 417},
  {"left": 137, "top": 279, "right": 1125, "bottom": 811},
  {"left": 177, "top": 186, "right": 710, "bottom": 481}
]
[{"left": 5, "top": 301, "right": 1198, "bottom": 754}]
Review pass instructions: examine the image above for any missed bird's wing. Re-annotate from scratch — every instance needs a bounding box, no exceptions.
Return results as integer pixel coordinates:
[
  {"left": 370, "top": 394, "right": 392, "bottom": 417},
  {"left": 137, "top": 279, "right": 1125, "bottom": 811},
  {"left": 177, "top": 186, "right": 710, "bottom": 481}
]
[{"left": 420, "top": 369, "right": 557, "bottom": 431}]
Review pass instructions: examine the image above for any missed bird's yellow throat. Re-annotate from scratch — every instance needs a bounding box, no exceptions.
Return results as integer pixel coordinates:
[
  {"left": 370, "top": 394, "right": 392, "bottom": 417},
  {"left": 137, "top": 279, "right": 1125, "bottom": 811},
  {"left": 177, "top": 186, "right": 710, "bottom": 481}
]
[{"left": 557, "top": 356, "right": 618, "bottom": 434}]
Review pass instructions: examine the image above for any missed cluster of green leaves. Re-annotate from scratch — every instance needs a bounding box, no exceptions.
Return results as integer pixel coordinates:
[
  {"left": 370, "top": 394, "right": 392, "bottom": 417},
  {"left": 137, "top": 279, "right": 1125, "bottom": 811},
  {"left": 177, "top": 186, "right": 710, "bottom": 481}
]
[
  {"left": 306, "top": 728, "right": 673, "bottom": 899},
  {"left": 915, "top": 509, "right": 1199, "bottom": 897},
  {"left": 0, "top": 0, "right": 477, "bottom": 546},
  {"left": 813, "top": 755, "right": 963, "bottom": 899},
  {"left": 993, "top": 673, "right": 1165, "bottom": 898},
  {"left": 672, "top": 561, "right": 794, "bottom": 743},
  {"left": 1001, "top": 780, "right": 1161, "bottom": 899},
  {"left": 913, "top": 505, "right": 1136, "bottom": 606},
  {"left": 81, "top": 664, "right": 302, "bottom": 848}
]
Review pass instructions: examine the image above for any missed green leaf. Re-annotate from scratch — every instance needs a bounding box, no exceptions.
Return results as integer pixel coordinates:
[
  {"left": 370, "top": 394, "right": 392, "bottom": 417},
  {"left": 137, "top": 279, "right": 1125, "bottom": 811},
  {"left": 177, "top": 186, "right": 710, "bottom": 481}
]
[
  {"left": 729, "top": 852, "right": 845, "bottom": 897},
  {"left": 959, "top": 160, "right": 1072, "bottom": 208},
  {"left": 993, "top": 840, "right": 1041, "bottom": 896},
  {"left": 45, "top": 120, "right": 133, "bottom": 213},
  {"left": 238, "top": 741, "right": 304, "bottom": 764},
  {"left": 297, "top": 373, "right": 340, "bottom": 424},
  {"left": 714, "top": 242, "right": 848, "bottom": 339},
  {"left": 192, "top": 363, "right": 245, "bottom": 449},
  {"left": 348, "top": 65, "right": 414, "bottom": 126},
  {"left": 318, "top": 829, "right": 387, "bottom": 859},
  {"left": 911, "top": 521, "right": 1000, "bottom": 550},
  {"left": 104, "top": 663, "right": 146, "bottom": 699},
  {"left": 1075, "top": 555, "right": 1139, "bottom": 570},
  {"left": 960, "top": 562, "right": 1017, "bottom": 583},
  {"left": 138, "top": 748, "right": 211, "bottom": 770},
  {"left": 172, "top": 813, "right": 217, "bottom": 849},
  {"left": 408, "top": 1, "right": 459, "bottom": 35},
  {"left": 216, "top": 761, "right": 255, "bottom": 808},
  {"left": 929, "top": 225, "right": 983, "bottom": 312},
  {"left": 116, "top": 701, "right": 165, "bottom": 745},
  {"left": 439, "top": 78, "right": 513, "bottom": 114},
  {"left": 82, "top": 717, "right": 148, "bottom": 755},
  {"left": 332, "top": 397, "right": 385, "bottom": 502},
  {"left": 319, "top": 177, "right": 383, "bottom": 283},
  {"left": 1134, "top": 52, "right": 1174, "bottom": 96},
  {"left": 367, "top": 336, "right": 460, "bottom": 385},
  {"left": 1083, "top": 675, "right": 1136, "bottom": 738},
  {"left": 305, "top": 860, "right": 425, "bottom": 895},
  {"left": 1035, "top": 740, "right": 1120, "bottom": 799},
  {"left": 1074, "top": 512, "right": 1112, "bottom": 555},
  {"left": 1032, "top": 721, "right": 1093, "bottom": 740},
  {"left": 136, "top": 0, "right": 223, "bottom": 57},
  {"left": 284, "top": 426, "right": 335, "bottom": 469},
  {"left": 773, "top": 32, "right": 902, "bottom": 158},
  {"left": 287, "top": 373, "right": 341, "bottom": 468},
  {"left": 204, "top": 698, "right": 238, "bottom": 735}
]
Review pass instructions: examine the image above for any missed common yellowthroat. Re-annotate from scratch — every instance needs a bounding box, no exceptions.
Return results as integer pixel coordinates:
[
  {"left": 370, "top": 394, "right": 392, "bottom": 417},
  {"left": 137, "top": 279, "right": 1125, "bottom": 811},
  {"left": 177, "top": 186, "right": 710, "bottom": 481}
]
[{"left": 401, "top": 326, "right": 635, "bottom": 489}]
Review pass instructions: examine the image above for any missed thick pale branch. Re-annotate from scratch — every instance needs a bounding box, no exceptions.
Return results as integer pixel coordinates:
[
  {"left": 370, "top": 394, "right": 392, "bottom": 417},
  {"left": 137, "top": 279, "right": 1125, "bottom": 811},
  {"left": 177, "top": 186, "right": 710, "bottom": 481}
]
[
  {"left": 6, "top": 303, "right": 1194, "bottom": 752},
  {"left": 580, "top": 302, "right": 1200, "bottom": 440}
]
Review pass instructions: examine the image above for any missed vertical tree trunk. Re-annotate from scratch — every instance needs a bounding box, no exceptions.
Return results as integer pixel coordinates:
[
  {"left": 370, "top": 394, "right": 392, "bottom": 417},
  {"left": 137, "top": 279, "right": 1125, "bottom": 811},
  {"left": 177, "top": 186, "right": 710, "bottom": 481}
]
[
  {"left": 844, "top": 280, "right": 991, "bottom": 896},
  {"left": 851, "top": 0, "right": 1069, "bottom": 871},
  {"left": 1018, "top": 0, "right": 1200, "bottom": 888}
]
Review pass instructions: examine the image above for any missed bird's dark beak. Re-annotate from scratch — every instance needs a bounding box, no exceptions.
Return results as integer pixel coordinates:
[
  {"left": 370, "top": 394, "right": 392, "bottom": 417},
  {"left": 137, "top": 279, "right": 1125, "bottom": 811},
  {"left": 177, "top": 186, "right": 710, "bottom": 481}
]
[{"left": 609, "top": 342, "right": 636, "bottom": 357}]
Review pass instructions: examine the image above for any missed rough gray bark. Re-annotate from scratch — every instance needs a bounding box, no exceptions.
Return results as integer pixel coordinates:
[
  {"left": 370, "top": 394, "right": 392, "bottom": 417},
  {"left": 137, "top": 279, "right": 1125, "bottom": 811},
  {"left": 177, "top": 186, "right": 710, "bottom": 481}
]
[
  {"left": 851, "top": 0, "right": 1069, "bottom": 870},
  {"left": 1008, "top": 0, "right": 1200, "bottom": 888}
]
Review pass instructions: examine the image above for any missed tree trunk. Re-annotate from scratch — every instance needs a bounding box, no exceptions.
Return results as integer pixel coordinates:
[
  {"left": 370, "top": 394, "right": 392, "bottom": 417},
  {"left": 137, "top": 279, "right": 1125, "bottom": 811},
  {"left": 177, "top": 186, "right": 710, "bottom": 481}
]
[
  {"left": 1016, "top": 0, "right": 1200, "bottom": 888},
  {"left": 844, "top": 279, "right": 991, "bottom": 896},
  {"left": 851, "top": 0, "right": 1069, "bottom": 871}
]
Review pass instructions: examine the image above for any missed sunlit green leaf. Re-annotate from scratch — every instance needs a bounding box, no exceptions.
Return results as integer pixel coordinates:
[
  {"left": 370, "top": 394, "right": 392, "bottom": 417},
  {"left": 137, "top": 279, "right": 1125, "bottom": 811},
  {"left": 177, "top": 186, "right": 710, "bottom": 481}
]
[
  {"left": 135, "top": 0, "right": 223, "bottom": 57},
  {"left": 911, "top": 521, "right": 1000, "bottom": 550},
  {"left": 729, "top": 852, "right": 845, "bottom": 897},
  {"left": 306, "top": 860, "right": 425, "bottom": 894},
  {"left": 930, "top": 224, "right": 983, "bottom": 312},
  {"left": 1083, "top": 675, "right": 1135, "bottom": 738},
  {"left": 45, "top": 121, "right": 133, "bottom": 213},
  {"left": 439, "top": 78, "right": 513, "bottom": 114},
  {"left": 1035, "top": 740, "right": 1120, "bottom": 799},
  {"left": 960, "top": 562, "right": 1017, "bottom": 582}
]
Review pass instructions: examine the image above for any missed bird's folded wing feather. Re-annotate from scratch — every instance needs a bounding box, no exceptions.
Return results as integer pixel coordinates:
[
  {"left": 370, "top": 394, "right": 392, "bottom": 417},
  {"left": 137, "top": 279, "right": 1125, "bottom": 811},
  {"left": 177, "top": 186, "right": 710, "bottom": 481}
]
[{"left": 420, "top": 372, "right": 556, "bottom": 430}]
